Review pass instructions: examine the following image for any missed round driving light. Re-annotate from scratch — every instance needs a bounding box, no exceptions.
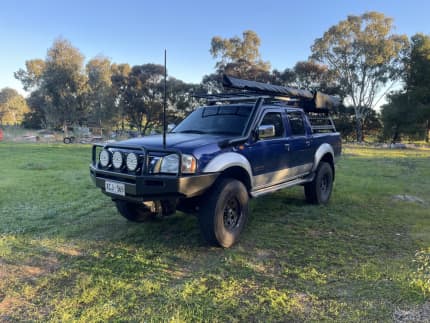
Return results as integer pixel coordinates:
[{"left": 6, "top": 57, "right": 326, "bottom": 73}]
[
  {"left": 112, "top": 151, "right": 123, "bottom": 169},
  {"left": 99, "top": 150, "right": 110, "bottom": 167},
  {"left": 126, "top": 153, "right": 138, "bottom": 171}
]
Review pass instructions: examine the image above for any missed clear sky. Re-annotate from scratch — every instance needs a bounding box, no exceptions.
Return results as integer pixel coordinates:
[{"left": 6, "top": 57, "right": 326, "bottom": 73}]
[{"left": 1, "top": 0, "right": 429, "bottom": 94}]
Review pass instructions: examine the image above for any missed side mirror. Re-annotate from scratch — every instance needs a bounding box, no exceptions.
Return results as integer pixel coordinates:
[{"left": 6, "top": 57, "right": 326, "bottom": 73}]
[{"left": 258, "top": 125, "right": 275, "bottom": 139}]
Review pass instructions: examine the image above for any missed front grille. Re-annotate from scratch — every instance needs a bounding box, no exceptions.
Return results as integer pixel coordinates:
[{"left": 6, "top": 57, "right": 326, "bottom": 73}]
[{"left": 144, "top": 180, "right": 164, "bottom": 186}]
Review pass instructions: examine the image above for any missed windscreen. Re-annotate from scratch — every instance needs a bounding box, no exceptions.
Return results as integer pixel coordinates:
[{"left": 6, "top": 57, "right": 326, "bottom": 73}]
[{"left": 172, "top": 105, "right": 253, "bottom": 136}]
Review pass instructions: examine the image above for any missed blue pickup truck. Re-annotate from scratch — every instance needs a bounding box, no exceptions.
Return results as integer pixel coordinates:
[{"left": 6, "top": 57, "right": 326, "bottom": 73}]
[{"left": 90, "top": 76, "right": 341, "bottom": 247}]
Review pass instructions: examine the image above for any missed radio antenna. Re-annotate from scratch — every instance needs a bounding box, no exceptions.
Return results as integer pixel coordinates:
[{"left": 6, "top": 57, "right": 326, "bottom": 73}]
[{"left": 163, "top": 49, "right": 167, "bottom": 149}]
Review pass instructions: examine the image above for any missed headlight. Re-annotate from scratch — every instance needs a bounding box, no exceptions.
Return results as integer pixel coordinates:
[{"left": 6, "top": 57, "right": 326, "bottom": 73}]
[
  {"left": 99, "top": 150, "right": 110, "bottom": 167},
  {"left": 160, "top": 154, "right": 179, "bottom": 174},
  {"left": 159, "top": 154, "right": 196, "bottom": 174},
  {"left": 181, "top": 154, "right": 196, "bottom": 174},
  {"left": 112, "top": 151, "right": 123, "bottom": 169},
  {"left": 126, "top": 152, "right": 138, "bottom": 171}
]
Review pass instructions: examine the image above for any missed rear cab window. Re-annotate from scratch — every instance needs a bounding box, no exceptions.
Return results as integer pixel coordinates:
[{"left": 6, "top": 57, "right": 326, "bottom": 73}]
[{"left": 286, "top": 111, "right": 307, "bottom": 136}]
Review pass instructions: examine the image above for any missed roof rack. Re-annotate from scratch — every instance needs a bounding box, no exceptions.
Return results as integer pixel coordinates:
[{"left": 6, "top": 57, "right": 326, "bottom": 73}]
[
  {"left": 195, "top": 75, "right": 341, "bottom": 113},
  {"left": 193, "top": 92, "right": 272, "bottom": 103}
]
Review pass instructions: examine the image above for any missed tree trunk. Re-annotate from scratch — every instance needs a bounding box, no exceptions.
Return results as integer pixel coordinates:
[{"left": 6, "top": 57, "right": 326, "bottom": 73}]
[
  {"left": 136, "top": 113, "right": 145, "bottom": 135},
  {"left": 355, "top": 118, "right": 363, "bottom": 142},
  {"left": 392, "top": 126, "right": 399, "bottom": 144},
  {"left": 142, "top": 121, "right": 151, "bottom": 135}
]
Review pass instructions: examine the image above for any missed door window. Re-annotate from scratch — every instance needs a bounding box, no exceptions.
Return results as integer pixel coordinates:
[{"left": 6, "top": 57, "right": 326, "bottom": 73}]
[
  {"left": 259, "top": 112, "right": 284, "bottom": 138},
  {"left": 287, "top": 112, "right": 306, "bottom": 136}
]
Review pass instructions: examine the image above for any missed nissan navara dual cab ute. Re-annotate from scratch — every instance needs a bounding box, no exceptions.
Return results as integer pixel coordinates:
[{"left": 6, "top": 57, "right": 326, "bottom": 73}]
[{"left": 90, "top": 76, "right": 341, "bottom": 248}]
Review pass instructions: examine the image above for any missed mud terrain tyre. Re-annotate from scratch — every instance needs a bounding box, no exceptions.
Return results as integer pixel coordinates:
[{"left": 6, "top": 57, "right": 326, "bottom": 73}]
[
  {"left": 304, "top": 162, "right": 333, "bottom": 204},
  {"left": 199, "top": 178, "right": 249, "bottom": 248}
]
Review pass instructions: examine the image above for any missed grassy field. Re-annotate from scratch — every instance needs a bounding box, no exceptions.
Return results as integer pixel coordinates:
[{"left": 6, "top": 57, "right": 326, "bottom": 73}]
[{"left": 0, "top": 142, "right": 429, "bottom": 322}]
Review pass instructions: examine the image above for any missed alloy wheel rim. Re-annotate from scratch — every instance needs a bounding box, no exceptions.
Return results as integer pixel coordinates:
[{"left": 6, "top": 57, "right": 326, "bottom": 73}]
[
  {"left": 223, "top": 197, "right": 241, "bottom": 230},
  {"left": 320, "top": 173, "right": 331, "bottom": 199}
]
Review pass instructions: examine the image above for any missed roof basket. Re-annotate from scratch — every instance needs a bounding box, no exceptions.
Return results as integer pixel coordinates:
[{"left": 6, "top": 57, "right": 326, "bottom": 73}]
[{"left": 196, "top": 75, "right": 341, "bottom": 113}]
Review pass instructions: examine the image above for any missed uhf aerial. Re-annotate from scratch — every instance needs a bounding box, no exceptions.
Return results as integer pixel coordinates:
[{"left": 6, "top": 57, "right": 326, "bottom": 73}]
[{"left": 163, "top": 49, "right": 167, "bottom": 149}]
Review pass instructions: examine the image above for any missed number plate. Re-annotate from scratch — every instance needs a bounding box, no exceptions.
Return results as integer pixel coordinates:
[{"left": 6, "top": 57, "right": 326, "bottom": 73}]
[{"left": 105, "top": 181, "right": 125, "bottom": 196}]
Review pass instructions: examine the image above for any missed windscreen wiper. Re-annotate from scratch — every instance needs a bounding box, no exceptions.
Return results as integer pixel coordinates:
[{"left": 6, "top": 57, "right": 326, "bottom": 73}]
[{"left": 175, "top": 130, "right": 207, "bottom": 134}]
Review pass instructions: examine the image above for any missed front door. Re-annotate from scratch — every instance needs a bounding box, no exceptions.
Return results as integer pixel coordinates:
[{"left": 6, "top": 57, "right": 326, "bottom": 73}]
[{"left": 242, "top": 110, "right": 291, "bottom": 189}]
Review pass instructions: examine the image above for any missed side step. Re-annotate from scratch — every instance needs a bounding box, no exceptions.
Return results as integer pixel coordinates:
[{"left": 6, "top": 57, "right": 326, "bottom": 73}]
[{"left": 250, "top": 174, "right": 314, "bottom": 198}]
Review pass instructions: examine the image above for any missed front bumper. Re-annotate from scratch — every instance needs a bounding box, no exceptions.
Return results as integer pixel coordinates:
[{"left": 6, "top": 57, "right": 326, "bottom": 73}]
[{"left": 90, "top": 165, "right": 219, "bottom": 202}]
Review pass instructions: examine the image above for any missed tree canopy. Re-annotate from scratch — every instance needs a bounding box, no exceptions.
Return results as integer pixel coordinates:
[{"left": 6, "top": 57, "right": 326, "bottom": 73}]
[
  {"left": 381, "top": 33, "right": 430, "bottom": 142},
  {"left": 14, "top": 38, "right": 198, "bottom": 132},
  {"left": 407, "top": 33, "right": 430, "bottom": 137},
  {"left": 86, "top": 56, "right": 117, "bottom": 129},
  {"left": 272, "top": 60, "right": 340, "bottom": 95},
  {"left": 209, "top": 30, "right": 271, "bottom": 82},
  {"left": 0, "top": 88, "right": 29, "bottom": 125},
  {"left": 15, "top": 38, "right": 88, "bottom": 129},
  {"left": 112, "top": 64, "right": 166, "bottom": 133}
]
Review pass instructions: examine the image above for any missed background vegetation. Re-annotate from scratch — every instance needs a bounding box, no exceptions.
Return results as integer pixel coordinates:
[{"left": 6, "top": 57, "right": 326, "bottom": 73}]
[
  {"left": 0, "top": 143, "right": 429, "bottom": 321},
  {"left": 1, "top": 11, "right": 429, "bottom": 143}
]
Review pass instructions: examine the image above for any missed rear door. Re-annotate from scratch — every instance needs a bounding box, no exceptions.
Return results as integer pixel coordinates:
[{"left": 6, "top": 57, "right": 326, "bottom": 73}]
[{"left": 284, "top": 111, "right": 314, "bottom": 178}]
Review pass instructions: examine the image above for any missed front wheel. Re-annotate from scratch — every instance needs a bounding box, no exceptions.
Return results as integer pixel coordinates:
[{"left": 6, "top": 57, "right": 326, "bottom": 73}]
[
  {"left": 304, "top": 162, "right": 333, "bottom": 204},
  {"left": 198, "top": 178, "right": 249, "bottom": 248},
  {"left": 115, "top": 201, "right": 156, "bottom": 222}
]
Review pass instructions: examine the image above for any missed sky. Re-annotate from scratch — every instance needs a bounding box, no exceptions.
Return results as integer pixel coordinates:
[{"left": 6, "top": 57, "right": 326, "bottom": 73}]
[{"left": 1, "top": 0, "right": 429, "bottom": 95}]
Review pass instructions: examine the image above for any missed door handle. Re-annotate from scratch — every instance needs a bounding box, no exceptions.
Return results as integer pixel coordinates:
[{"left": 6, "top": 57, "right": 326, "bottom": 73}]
[
  {"left": 284, "top": 144, "right": 290, "bottom": 151},
  {"left": 305, "top": 140, "right": 311, "bottom": 146}
]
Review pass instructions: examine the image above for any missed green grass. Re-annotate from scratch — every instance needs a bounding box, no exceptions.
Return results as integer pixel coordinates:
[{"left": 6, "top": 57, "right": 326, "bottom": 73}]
[{"left": 0, "top": 143, "right": 429, "bottom": 322}]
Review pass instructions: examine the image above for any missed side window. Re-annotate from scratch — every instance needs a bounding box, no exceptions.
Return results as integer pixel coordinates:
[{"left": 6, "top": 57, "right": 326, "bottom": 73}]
[
  {"left": 260, "top": 112, "right": 284, "bottom": 138},
  {"left": 287, "top": 112, "right": 306, "bottom": 136}
]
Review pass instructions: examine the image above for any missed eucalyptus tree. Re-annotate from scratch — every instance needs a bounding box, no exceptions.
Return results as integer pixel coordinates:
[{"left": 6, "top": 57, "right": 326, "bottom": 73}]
[
  {"left": 15, "top": 38, "right": 88, "bottom": 129},
  {"left": 204, "top": 30, "right": 272, "bottom": 92},
  {"left": 86, "top": 56, "right": 117, "bottom": 130},
  {"left": 210, "top": 30, "right": 271, "bottom": 77},
  {"left": 381, "top": 33, "right": 430, "bottom": 142},
  {"left": 406, "top": 33, "right": 430, "bottom": 141},
  {"left": 311, "top": 12, "right": 409, "bottom": 141},
  {"left": 112, "top": 64, "right": 165, "bottom": 134}
]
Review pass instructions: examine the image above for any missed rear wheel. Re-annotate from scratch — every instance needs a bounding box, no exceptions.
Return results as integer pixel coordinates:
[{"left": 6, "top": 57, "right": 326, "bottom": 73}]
[
  {"left": 304, "top": 162, "right": 333, "bottom": 204},
  {"left": 115, "top": 201, "right": 156, "bottom": 222},
  {"left": 199, "top": 178, "right": 249, "bottom": 248}
]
